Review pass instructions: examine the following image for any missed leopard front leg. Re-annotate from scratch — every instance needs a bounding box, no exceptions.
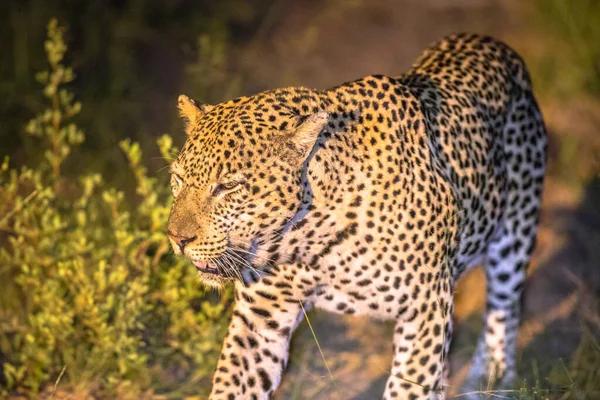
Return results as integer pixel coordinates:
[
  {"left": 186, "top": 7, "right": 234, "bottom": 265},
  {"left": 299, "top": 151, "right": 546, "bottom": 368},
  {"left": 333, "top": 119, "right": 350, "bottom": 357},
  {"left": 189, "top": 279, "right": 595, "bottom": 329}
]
[
  {"left": 383, "top": 279, "right": 453, "bottom": 400},
  {"left": 210, "top": 269, "right": 309, "bottom": 400}
]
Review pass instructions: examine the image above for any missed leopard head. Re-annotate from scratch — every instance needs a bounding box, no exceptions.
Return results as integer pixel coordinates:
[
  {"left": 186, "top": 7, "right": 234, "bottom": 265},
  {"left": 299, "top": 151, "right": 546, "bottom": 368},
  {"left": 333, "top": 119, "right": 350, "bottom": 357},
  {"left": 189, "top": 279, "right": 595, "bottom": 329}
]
[{"left": 167, "top": 91, "right": 328, "bottom": 287}]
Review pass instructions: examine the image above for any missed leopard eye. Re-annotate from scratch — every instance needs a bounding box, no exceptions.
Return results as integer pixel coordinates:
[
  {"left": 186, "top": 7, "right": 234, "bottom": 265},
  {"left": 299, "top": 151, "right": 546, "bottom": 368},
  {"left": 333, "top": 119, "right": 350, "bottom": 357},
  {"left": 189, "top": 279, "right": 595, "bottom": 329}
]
[
  {"left": 213, "top": 180, "right": 242, "bottom": 197},
  {"left": 171, "top": 173, "right": 183, "bottom": 197},
  {"left": 222, "top": 180, "right": 239, "bottom": 190}
]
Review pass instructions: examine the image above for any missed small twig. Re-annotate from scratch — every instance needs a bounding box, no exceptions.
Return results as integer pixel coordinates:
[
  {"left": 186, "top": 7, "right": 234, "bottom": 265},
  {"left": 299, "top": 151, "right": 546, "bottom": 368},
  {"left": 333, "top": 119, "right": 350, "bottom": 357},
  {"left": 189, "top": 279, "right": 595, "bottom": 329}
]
[
  {"left": 298, "top": 300, "right": 335, "bottom": 384},
  {"left": 0, "top": 189, "right": 40, "bottom": 227},
  {"left": 49, "top": 364, "right": 67, "bottom": 400}
]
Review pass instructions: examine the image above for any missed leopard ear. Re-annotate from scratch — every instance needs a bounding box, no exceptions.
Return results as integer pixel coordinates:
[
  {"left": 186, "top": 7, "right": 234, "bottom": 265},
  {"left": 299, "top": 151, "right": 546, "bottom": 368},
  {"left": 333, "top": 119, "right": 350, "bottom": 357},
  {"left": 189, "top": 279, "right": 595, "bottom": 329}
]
[
  {"left": 177, "top": 95, "right": 212, "bottom": 127},
  {"left": 292, "top": 111, "right": 329, "bottom": 157}
]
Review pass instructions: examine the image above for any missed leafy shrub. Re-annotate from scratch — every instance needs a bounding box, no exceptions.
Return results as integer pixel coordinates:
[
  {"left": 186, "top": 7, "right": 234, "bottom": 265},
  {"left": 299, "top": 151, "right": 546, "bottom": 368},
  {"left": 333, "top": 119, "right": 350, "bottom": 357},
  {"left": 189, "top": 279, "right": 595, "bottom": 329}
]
[{"left": 0, "top": 19, "right": 232, "bottom": 398}]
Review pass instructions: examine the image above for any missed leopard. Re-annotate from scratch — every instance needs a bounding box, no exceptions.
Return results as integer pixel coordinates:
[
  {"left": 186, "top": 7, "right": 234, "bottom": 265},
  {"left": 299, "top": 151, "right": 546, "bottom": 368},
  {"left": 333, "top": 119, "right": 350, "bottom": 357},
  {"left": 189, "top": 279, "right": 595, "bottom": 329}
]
[{"left": 167, "top": 33, "right": 547, "bottom": 399}]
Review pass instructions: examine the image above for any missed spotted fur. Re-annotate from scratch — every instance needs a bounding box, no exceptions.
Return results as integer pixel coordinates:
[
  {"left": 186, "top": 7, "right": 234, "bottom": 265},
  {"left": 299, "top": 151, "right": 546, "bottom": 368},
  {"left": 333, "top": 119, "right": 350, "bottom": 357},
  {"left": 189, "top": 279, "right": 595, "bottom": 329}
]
[{"left": 167, "top": 33, "right": 547, "bottom": 399}]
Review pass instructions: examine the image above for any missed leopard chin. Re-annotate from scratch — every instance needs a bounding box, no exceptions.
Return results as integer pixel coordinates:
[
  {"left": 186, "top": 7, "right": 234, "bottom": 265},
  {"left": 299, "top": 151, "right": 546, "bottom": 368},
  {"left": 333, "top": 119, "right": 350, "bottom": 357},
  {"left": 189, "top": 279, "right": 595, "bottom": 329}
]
[{"left": 195, "top": 270, "right": 230, "bottom": 288}]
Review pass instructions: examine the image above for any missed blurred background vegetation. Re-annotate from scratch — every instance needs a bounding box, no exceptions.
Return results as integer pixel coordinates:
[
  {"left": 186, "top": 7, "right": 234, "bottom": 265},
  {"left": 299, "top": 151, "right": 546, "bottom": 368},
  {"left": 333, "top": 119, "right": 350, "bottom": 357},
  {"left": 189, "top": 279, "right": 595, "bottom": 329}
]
[{"left": 0, "top": 0, "right": 599, "bottom": 399}]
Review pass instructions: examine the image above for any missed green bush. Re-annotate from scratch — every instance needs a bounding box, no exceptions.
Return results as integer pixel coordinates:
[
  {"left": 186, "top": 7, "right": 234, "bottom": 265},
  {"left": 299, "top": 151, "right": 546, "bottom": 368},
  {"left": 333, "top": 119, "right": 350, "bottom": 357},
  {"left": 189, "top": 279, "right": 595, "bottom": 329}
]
[{"left": 0, "top": 19, "right": 232, "bottom": 398}]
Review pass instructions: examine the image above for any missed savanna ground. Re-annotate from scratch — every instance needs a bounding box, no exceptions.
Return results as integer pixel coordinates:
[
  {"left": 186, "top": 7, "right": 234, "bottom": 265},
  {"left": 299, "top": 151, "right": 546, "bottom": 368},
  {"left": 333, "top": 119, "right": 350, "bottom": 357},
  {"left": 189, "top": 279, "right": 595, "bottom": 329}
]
[{"left": 1, "top": 0, "right": 599, "bottom": 399}]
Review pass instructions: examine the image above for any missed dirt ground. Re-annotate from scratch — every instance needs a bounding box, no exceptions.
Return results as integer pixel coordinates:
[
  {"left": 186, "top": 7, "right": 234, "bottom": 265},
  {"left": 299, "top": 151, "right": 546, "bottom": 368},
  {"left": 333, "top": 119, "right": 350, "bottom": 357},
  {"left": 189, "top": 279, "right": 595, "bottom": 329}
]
[{"left": 219, "top": 0, "right": 600, "bottom": 398}]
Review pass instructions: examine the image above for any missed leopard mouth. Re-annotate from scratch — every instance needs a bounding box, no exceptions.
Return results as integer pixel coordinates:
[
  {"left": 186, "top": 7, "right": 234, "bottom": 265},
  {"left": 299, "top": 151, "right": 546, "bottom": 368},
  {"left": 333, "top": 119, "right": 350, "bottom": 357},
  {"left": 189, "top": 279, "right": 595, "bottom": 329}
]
[
  {"left": 192, "top": 260, "right": 222, "bottom": 275},
  {"left": 189, "top": 247, "right": 258, "bottom": 282}
]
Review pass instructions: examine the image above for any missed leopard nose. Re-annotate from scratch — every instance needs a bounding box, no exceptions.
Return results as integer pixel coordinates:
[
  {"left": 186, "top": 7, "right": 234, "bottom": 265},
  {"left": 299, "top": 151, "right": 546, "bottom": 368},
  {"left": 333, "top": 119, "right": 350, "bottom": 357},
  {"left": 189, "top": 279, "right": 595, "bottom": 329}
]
[{"left": 168, "top": 233, "right": 197, "bottom": 252}]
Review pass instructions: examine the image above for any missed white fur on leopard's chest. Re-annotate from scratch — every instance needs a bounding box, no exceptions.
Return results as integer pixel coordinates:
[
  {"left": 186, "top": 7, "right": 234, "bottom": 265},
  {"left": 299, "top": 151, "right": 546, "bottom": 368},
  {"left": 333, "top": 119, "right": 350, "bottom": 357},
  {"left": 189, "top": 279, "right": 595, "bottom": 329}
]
[{"left": 312, "top": 237, "right": 420, "bottom": 320}]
